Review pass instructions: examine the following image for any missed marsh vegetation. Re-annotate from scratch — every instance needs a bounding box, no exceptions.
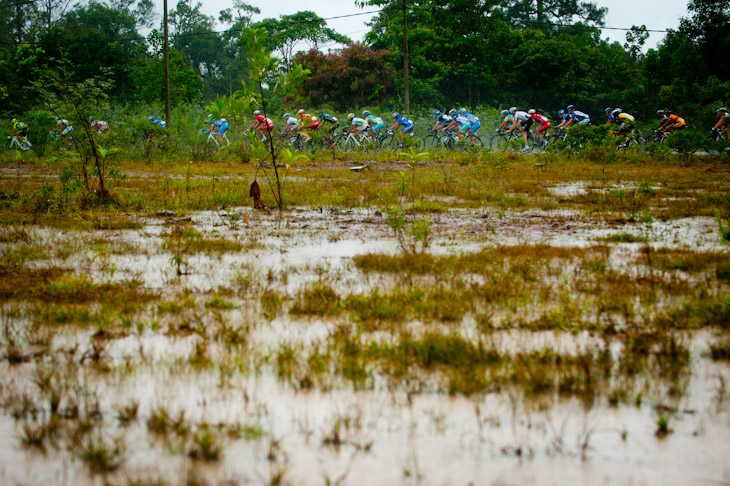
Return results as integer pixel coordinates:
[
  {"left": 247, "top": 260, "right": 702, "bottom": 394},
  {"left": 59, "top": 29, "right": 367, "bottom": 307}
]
[{"left": 0, "top": 152, "right": 729, "bottom": 485}]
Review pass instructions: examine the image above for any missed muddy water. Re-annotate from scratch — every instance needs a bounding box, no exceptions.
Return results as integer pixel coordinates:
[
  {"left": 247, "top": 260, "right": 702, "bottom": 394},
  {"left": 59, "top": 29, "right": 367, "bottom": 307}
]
[{"left": 1, "top": 206, "right": 729, "bottom": 485}]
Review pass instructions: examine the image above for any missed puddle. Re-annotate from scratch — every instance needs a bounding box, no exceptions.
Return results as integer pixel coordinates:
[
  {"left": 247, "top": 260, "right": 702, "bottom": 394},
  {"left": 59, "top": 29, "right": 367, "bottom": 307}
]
[{"left": 1, "top": 202, "right": 729, "bottom": 485}]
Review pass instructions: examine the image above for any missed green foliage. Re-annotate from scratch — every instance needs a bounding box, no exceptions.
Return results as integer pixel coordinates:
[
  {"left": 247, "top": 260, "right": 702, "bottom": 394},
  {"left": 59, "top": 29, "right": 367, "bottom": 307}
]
[{"left": 293, "top": 43, "right": 395, "bottom": 111}]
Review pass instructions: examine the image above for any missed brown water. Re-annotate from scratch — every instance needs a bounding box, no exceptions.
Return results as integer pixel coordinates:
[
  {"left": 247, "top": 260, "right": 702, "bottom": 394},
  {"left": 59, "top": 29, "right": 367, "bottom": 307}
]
[{"left": 1, "top": 204, "right": 729, "bottom": 485}]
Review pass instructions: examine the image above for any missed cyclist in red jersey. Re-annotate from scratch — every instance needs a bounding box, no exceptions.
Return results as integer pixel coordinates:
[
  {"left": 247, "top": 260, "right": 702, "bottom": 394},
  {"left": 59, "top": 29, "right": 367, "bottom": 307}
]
[
  {"left": 248, "top": 110, "right": 274, "bottom": 140},
  {"left": 528, "top": 109, "right": 551, "bottom": 142}
]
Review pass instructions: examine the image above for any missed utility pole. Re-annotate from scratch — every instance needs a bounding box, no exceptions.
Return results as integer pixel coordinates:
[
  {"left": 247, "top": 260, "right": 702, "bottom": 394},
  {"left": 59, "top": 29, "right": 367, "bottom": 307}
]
[
  {"left": 402, "top": 0, "right": 409, "bottom": 115},
  {"left": 164, "top": 0, "right": 171, "bottom": 127}
]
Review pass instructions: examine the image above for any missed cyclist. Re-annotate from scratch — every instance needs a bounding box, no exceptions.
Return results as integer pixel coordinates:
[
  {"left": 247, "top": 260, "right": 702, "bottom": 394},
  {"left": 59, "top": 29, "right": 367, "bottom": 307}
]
[
  {"left": 504, "top": 107, "right": 533, "bottom": 151},
  {"left": 444, "top": 109, "right": 471, "bottom": 142},
  {"left": 431, "top": 109, "right": 453, "bottom": 134},
  {"left": 249, "top": 110, "right": 274, "bottom": 140},
  {"left": 298, "top": 109, "right": 319, "bottom": 138},
  {"left": 528, "top": 109, "right": 551, "bottom": 142},
  {"left": 316, "top": 110, "right": 338, "bottom": 142},
  {"left": 496, "top": 109, "right": 514, "bottom": 131},
  {"left": 10, "top": 118, "right": 29, "bottom": 139},
  {"left": 555, "top": 109, "right": 570, "bottom": 129},
  {"left": 346, "top": 113, "right": 369, "bottom": 139},
  {"left": 563, "top": 105, "right": 590, "bottom": 128},
  {"left": 609, "top": 108, "right": 635, "bottom": 134},
  {"left": 89, "top": 116, "right": 109, "bottom": 135},
  {"left": 459, "top": 108, "right": 481, "bottom": 143},
  {"left": 148, "top": 115, "right": 166, "bottom": 129},
  {"left": 282, "top": 112, "right": 299, "bottom": 137},
  {"left": 56, "top": 117, "right": 74, "bottom": 143},
  {"left": 657, "top": 110, "right": 686, "bottom": 134},
  {"left": 389, "top": 112, "right": 415, "bottom": 145},
  {"left": 363, "top": 110, "right": 384, "bottom": 142},
  {"left": 712, "top": 107, "right": 728, "bottom": 135}
]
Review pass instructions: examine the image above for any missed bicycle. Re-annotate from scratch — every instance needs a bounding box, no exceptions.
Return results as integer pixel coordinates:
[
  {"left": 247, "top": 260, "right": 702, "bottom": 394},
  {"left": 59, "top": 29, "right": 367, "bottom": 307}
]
[
  {"left": 5, "top": 134, "right": 32, "bottom": 151},
  {"left": 333, "top": 129, "right": 378, "bottom": 153},
  {"left": 649, "top": 128, "right": 696, "bottom": 154},
  {"left": 614, "top": 130, "right": 646, "bottom": 151},
  {"left": 706, "top": 128, "right": 729, "bottom": 156},
  {"left": 378, "top": 129, "right": 424, "bottom": 152},
  {"left": 204, "top": 129, "right": 230, "bottom": 148},
  {"left": 489, "top": 129, "right": 527, "bottom": 152}
]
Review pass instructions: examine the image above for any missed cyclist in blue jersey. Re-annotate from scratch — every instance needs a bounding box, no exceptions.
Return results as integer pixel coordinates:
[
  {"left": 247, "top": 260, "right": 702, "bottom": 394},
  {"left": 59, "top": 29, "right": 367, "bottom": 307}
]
[
  {"left": 497, "top": 110, "right": 514, "bottom": 131},
  {"left": 389, "top": 112, "right": 414, "bottom": 145},
  {"left": 563, "top": 105, "right": 590, "bottom": 127},
  {"left": 444, "top": 109, "right": 471, "bottom": 142},
  {"left": 431, "top": 109, "right": 452, "bottom": 134},
  {"left": 459, "top": 108, "right": 481, "bottom": 143},
  {"left": 363, "top": 110, "right": 384, "bottom": 142}
]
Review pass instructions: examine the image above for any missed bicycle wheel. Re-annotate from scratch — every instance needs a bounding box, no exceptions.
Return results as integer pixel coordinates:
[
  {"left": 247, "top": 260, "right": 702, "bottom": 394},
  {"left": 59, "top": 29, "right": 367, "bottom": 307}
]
[
  {"left": 379, "top": 133, "right": 397, "bottom": 151},
  {"left": 336, "top": 135, "right": 356, "bottom": 153},
  {"left": 403, "top": 134, "right": 424, "bottom": 151},
  {"left": 424, "top": 133, "right": 440, "bottom": 150}
]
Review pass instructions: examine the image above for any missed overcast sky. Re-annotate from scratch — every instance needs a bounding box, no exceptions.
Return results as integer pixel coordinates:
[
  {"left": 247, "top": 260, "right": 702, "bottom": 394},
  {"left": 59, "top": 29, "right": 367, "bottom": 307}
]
[{"left": 175, "top": 0, "right": 689, "bottom": 52}]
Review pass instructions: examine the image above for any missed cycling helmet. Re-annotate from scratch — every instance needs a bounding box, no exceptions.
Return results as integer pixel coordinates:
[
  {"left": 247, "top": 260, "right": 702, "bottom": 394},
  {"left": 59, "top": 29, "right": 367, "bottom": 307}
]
[
  {"left": 283, "top": 113, "right": 290, "bottom": 118},
  {"left": 148, "top": 116, "right": 155, "bottom": 121},
  {"left": 89, "top": 116, "right": 94, "bottom": 121},
  {"left": 656, "top": 110, "right": 665, "bottom": 117},
  {"left": 347, "top": 113, "right": 355, "bottom": 119},
  {"left": 458, "top": 108, "right": 466, "bottom": 114},
  {"left": 604, "top": 108, "right": 612, "bottom": 114},
  {"left": 509, "top": 107, "right": 517, "bottom": 114},
  {"left": 316, "top": 110, "right": 323, "bottom": 116},
  {"left": 557, "top": 109, "right": 565, "bottom": 116},
  {"left": 253, "top": 110, "right": 261, "bottom": 116},
  {"left": 501, "top": 110, "right": 509, "bottom": 117},
  {"left": 612, "top": 108, "right": 623, "bottom": 114},
  {"left": 717, "top": 107, "right": 728, "bottom": 113},
  {"left": 297, "top": 109, "right": 305, "bottom": 115},
  {"left": 431, "top": 109, "right": 440, "bottom": 115},
  {"left": 448, "top": 109, "right": 457, "bottom": 115},
  {"left": 528, "top": 109, "right": 536, "bottom": 115},
  {"left": 362, "top": 110, "right": 370, "bottom": 116},
  {"left": 219, "top": 118, "right": 226, "bottom": 122},
  {"left": 392, "top": 112, "right": 400, "bottom": 119},
  {"left": 566, "top": 105, "right": 575, "bottom": 111}
]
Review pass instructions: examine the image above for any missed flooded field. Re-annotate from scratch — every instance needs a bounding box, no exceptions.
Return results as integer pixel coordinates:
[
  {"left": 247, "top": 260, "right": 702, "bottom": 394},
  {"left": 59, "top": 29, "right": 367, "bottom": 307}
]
[{"left": 1, "top": 158, "right": 730, "bottom": 485}]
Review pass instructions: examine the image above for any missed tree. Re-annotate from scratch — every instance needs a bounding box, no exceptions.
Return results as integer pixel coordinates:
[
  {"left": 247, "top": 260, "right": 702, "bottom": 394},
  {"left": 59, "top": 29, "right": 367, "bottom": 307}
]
[
  {"left": 293, "top": 43, "right": 394, "bottom": 110},
  {"left": 499, "top": 0, "right": 606, "bottom": 34},
  {"left": 37, "top": 1, "right": 144, "bottom": 98},
  {"left": 130, "top": 30, "right": 204, "bottom": 105},
  {"left": 253, "top": 11, "right": 351, "bottom": 68}
]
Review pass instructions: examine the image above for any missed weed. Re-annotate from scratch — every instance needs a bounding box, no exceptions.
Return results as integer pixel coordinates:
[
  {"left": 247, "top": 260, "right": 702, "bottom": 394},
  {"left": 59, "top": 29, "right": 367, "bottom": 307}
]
[
  {"left": 188, "top": 427, "right": 224, "bottom": 461},
  {"left": 76, "top": 431, "right": 126, "bottom": 474},
  {"left": 115, "top": 400, "right": 139, "bottom": 426}
]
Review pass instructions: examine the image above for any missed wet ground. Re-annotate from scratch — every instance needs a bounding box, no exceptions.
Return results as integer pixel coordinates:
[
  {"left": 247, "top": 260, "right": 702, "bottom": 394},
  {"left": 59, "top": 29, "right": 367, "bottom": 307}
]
[{"left": 1, "top": 196, "right": 729, "bottom": 485}]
